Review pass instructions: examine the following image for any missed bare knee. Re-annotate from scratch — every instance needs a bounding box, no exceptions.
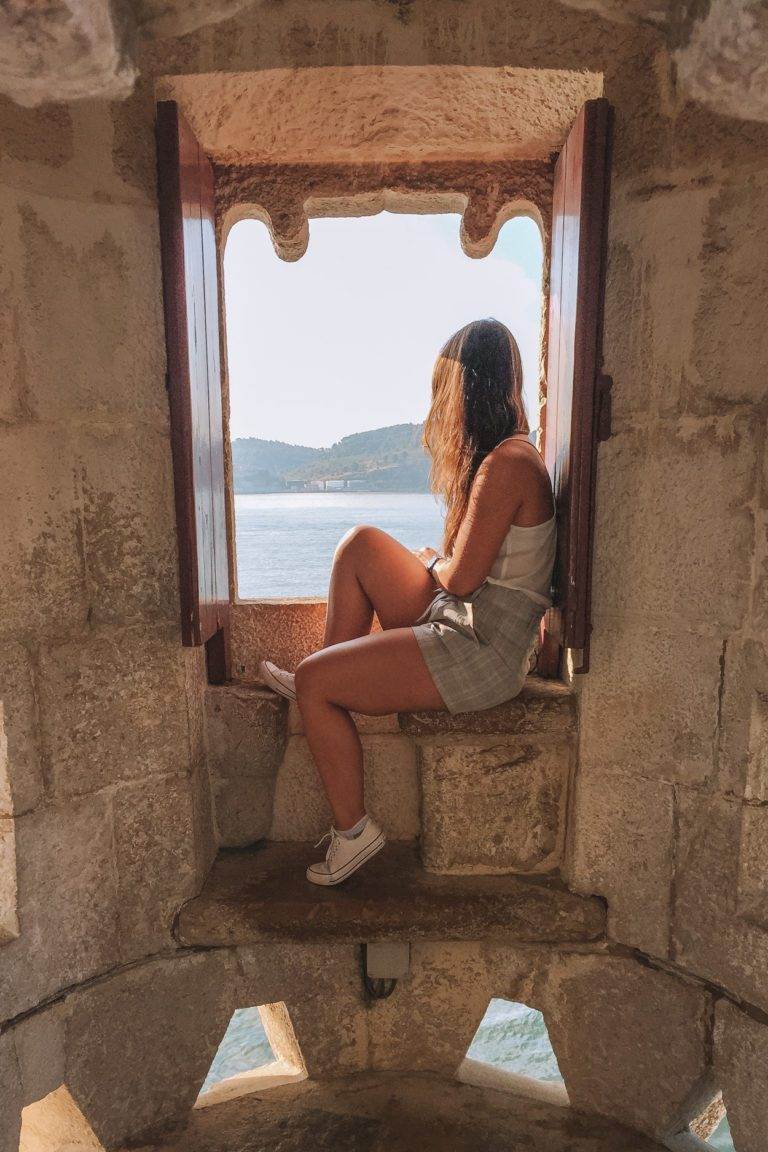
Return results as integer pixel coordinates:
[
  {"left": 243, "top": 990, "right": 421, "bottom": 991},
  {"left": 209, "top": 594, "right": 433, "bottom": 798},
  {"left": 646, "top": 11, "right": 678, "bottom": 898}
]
[
  {"left": 334, "top": 523, "right": 386, "bottom": 562},
  {"left": 295, "top": 652, "right": 328, "bottom": 709}
]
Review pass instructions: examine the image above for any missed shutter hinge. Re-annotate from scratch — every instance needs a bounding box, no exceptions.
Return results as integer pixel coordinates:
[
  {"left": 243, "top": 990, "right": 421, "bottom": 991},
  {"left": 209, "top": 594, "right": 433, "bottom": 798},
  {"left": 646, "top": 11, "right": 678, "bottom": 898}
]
[{"left": 596, "top": 372, "right": 613, "bottom": 442}]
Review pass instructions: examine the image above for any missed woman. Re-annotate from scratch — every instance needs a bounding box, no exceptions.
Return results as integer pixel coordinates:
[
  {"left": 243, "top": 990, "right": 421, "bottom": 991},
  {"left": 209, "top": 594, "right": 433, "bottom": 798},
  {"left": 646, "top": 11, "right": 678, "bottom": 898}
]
[{"left": 259, "top": 318, "right": 556, "bottom": 886}]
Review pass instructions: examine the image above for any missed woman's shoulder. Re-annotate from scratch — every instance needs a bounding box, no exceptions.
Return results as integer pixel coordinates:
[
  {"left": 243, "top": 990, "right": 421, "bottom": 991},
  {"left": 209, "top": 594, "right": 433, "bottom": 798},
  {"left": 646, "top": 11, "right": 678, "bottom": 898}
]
[{"left": 485, "top": 435, "right": 545, "bottom": 475}]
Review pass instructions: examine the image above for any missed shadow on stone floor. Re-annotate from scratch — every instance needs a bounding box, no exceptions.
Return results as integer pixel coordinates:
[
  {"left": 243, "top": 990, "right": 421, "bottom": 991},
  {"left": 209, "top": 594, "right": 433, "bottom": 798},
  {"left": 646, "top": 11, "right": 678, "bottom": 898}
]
[{"left": 130, "top": 1071, "right": 668, "bottom": 1152}]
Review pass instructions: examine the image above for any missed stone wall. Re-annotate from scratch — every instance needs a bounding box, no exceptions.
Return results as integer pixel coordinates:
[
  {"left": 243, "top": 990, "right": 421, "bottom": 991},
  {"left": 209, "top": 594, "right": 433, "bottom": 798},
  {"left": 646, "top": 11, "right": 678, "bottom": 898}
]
[
  {"left": 0, "top": 86, "right": 217, "bottom": 1030},
  {"left": 2, "top": 0, "right": 768, "bottom": 1149}
]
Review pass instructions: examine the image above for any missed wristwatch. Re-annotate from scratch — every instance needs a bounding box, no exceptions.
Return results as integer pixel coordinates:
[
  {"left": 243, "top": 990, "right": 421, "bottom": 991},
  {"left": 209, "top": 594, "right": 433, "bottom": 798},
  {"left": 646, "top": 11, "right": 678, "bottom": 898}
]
[{"left": 427, "top": 555, "right": 442, "bottom": 574}]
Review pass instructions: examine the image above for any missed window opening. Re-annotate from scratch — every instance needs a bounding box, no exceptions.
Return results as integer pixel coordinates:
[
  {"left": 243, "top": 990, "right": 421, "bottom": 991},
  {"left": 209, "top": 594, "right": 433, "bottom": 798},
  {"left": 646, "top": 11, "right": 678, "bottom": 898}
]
[
  {"left": 196, "top": 1003, "right": 305, "bottom": 1108},
  {"left": 459, "top": 998, "right": 568, "bottom": 1105},
  {"left": 224, "top": 212, "right": 544, "bottom": 599}
]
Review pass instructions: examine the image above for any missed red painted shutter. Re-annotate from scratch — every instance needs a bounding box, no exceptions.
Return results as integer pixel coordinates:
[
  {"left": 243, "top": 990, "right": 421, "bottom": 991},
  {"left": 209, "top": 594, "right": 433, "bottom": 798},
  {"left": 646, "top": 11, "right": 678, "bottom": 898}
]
[
  {"left": 156, "top": 101, "right": 230, "bottom": 680},
  {"left": 540, "top": 98, "right": 612, "bottom": 675}
]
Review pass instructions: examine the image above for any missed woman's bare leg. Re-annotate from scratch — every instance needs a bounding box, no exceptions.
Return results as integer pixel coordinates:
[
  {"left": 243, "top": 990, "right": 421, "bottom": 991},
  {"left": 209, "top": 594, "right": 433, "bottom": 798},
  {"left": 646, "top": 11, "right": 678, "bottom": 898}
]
[
  {"left": 296, "top": 628, "right": 445, "bottom": 828},
  {"left": 324, "top": 525, "right": 437, "bottom": 647}
]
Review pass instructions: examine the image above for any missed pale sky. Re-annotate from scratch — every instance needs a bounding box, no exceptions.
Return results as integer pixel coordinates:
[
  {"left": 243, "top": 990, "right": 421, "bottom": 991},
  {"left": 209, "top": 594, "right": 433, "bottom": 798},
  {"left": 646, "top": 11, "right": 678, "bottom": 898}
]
[{"left": 224, "top": 212, "right": 544, "bottom": 448}]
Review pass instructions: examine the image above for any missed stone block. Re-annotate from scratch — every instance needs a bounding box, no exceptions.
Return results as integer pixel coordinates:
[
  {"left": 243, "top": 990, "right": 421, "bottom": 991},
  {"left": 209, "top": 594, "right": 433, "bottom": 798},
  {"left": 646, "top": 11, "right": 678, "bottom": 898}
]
[
  {"left": 206, "top": 685, "right": 287, "bottom": 846},
  {"left": 11, "top": 1002, "right": 68, "bottom": 1107},
  {"left": 65, "top": 952, "right": 237, "bottom": 1148},
  {"left": 0, "top": 815, "right": 19, "bottom": 943},
  {"left": 604, "top": 182, "right": 713, "bottom": 421},
  {"left": 0, "top": 1031, "right": 23, "bottom": 1152},
  {"left": 400, "top": 678, "right": 577, "bottom": 738},
  {"left": 714, "top": 1000, "right": 768, "bottom": 1152},
  {"left": 541, "top": 954, "right": 713, "bottom": 1139},
  {"left": 568, "top": 765, "right": 674, "bottom": 955},
  {"left": 590, "top": 418, "right": 756, "bottom": 633},
  {"left": 16, "top": 198, "right": 166, "bottom": 424},
  {"left": 0, "top": 640, "right": 43, "bottom": 815},
  {"left": 693, "top": 173, "right": 768, "bottom": 411},
  {"left": 737, "top": 805, "right": 768, "bottom": 928},
  {"left": 0, "top": 425, "right": 88, "bottom": 641},
  {"left": 270, "top": 734, "right": 419, "bottom": 841},
  {"left": 230, "top": 601, "right": 326, "bottom": 680},
  {"left": 673, "top": 789, "right": 768, "bottom": 1011},
  {"left": 74, "top": 425, "right": 178, "bottom": 627},
  {"left": 0, "top": 794, "right": 120, "bottom": 1021},
  {"left": 39, "top": 624, "right": 190, "bottom": 799},
  {"left": 717, "top": 637, "right": 768, "bottom": 801},
  {"left": 418, "top": 737, "right": 570, "bottom": 873},
  {"left": 237, "top": 942, "right": 368, "bottom": 1076},
  {"left": 112, "top": 774, "right": 199, "bottom": 958},
  {"left": 367, "top": 943, "right": 497, "bottom": 1073},
  {"left": 578, "top": 617, "right": 723, "bottom": 786}
]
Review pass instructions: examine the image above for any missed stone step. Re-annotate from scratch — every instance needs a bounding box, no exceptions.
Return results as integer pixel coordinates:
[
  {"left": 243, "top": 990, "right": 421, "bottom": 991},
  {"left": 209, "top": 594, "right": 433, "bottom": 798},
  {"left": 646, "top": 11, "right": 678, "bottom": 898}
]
[
  {"left": 176, "top": 841, "right": 605, "bottom": 947},
  {"left": 206, "top": 678, "right": 577, "bottom": 876}
]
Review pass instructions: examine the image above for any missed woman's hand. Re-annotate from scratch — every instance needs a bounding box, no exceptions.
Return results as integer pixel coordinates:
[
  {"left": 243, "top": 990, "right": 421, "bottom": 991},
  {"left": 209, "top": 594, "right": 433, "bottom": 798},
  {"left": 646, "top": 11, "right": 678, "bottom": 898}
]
[{"left": 414, "top": 546, "right": 442, "bottom": 571}]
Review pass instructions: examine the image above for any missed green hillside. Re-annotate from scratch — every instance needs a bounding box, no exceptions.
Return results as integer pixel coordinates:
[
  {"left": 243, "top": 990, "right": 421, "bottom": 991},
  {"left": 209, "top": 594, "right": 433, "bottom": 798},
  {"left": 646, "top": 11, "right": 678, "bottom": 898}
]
[{"left": 232, "top": 423, "right": 431, "bottom": 494}]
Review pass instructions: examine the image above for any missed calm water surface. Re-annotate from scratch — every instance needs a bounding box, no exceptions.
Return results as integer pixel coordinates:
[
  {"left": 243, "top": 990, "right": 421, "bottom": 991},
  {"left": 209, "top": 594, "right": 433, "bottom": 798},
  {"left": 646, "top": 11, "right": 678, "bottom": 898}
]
[{"left": 235, "top": 492, "right": 445, "bottom": 598}]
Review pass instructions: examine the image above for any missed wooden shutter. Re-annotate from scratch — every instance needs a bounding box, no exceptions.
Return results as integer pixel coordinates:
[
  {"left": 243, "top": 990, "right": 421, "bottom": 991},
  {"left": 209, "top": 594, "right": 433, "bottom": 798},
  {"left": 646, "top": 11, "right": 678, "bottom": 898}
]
[
  {"left": 156, "top": 101, "right": 230, "bottom": 682},
  {"left": 540, "top": 98, "right": 612, "bottom": 676}
]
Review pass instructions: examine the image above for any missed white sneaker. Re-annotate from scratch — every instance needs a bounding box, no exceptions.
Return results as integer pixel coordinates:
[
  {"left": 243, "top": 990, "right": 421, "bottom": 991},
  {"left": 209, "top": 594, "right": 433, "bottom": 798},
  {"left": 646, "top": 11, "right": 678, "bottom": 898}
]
[
  {"left": 258, "top": 659, "right": 297, "bottom": 702},
  {"left": 306, "top": 819, "right": 386, "bottom": 886}
]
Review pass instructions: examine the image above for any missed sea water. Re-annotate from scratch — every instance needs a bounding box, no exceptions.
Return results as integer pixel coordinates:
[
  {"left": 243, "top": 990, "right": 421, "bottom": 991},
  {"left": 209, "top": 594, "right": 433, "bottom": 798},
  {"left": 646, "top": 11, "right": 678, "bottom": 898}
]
[
  {"left": 234, "top": 492, "right": 446, "bottom": 598},
  {"left": 231, "top": 492, "right": 734, "bottom": 1150}
]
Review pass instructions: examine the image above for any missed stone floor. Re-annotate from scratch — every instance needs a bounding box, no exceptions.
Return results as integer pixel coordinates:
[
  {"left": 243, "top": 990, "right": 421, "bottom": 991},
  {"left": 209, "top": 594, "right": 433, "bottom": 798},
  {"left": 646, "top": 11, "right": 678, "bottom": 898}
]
[
  {"left": 176, "top": 842, "right": 605, "bottom": 947},
  {"left": 131, "top": 1072, "right": 666, "bottom": 1152}
]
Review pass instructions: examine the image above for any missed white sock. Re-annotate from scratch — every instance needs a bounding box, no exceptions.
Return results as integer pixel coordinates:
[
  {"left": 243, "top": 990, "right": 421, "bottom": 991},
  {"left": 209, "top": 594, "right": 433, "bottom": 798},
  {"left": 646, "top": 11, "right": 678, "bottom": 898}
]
[{"left": 338, "top": 814, "right": 369, "bottom": 840}]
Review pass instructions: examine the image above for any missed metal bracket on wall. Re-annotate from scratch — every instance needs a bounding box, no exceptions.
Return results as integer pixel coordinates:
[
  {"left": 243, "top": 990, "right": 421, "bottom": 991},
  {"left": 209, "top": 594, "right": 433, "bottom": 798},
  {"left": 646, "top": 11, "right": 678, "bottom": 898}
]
[
  {"left": 596, "top": 372, "right": 613, "bottom": 442},
  {"left": 362, "top": 942, "right": 411, "bottom": 1000}
]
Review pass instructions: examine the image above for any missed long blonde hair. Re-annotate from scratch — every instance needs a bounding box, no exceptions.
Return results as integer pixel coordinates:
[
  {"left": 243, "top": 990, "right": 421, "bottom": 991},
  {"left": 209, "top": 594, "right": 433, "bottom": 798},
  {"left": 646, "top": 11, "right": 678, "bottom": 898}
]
[{"left": 424, "top": 319, "right": 528, "bottom": 555}]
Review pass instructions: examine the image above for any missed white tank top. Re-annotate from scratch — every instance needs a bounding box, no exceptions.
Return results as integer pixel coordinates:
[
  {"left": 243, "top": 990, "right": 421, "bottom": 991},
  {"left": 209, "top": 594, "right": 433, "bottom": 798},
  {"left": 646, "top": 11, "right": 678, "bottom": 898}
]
[{"left": 484, "top": 436, "right": 556, "bottom": 607}]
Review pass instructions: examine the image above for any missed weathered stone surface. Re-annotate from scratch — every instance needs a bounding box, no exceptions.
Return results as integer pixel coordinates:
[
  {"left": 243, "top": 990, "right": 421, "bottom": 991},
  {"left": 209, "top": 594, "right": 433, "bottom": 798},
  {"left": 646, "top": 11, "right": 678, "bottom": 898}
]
[
  {"left": 0, "top": 640, "right": 43, "bottom": 815},
  {"left": 127, "top": 1069, "right": 668, "bottom": 1152},
  {"left": 0, "top": 795, "right": 120, "bottom": 1020},
  {"left": 714, "top": 999, "right": 768, "bottom": 1152},
  {"left": 177, "top": 842, "right": 606, "bottom": 947},
  {"left": 113, "top": 775, "right": 199, "bottom": 957},
  {"left": 0, "top": 815, "right": 19, "bottom": 943},
  {"left": 230, "top": 601, "right": 326, "bottom": 681},
  {"left": 238, "top": 943, "right": 367, "bottom": 1076},
  {"left": 66, "top": 952, "right": 237, "bottom": 1148},
  {"left": 737, "top": 805, "right": 768, "bottom": 928},
  {"left": 160, "top": 65, "right": 602, "bottom": 166},
  {"left": 368, "top": 943, "right": 503, "bottom": 1073},
  {"left": 10, "top": 1001, "right": 68, "bottom": 1107},
  {"left": 541, "top": 954, "right": 714, "bottom": 1139},
  {"left": 717, "top": 637, "right": 768, "bottom": 800},
  {"left": 590, "top": 418, "right": 757, "bottom": 632},
  {"left": 16, "top": 199, "right": 167, "bottom": 424},
  {"left": 0, "top": 0, "right": 136, "bottom": 108},
  {"left": 270, "top": 734, "right": 420, "bottom": 841},
  {"left": 400, "top": 678, "right": 577, "bottom": 737},
  {"left": 75, "top": 426, "right": 178, "bottom": 627},
  {"left": 206, "top": 685, "right": 287, "bottom": 846},
  {"left": 0, "top": 1031, "right": 23, "bottom": 1152},
  {"left": 418, "top": 737, "right": 570, "bottom": 874},
  {"left": 673, "top": 789, "right": 768, "bottom": 1010},
  {"left": 577, "top": 618, "right": 722, "bottom": 786},
  {"left": 569, "top": 766, "right": 674, "bottom": 955},
  {"left": 693, "top": 173, "right": 768, "bottom": 409},
  {"left": 39, "top": 625, "right": 189, "bottom": 799},
  {"left": 0, "top": 425, "right": 87, "bottom": 642},
  {"left": 675, "top": 0, "right": 768, "bottom": 125}
]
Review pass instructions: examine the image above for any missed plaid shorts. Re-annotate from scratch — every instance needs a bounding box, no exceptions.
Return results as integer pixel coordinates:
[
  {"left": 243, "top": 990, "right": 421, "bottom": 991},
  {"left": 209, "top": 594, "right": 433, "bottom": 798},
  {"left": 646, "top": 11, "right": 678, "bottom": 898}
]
[{"left": 412, "top": 582, "right": 546, "bottom": 714}]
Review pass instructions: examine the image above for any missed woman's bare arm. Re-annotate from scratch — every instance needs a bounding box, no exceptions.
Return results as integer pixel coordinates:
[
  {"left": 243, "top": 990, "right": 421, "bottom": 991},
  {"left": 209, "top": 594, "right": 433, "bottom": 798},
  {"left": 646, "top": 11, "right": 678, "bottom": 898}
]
[{"left": 429, "top": 450, "right": 527, "bottom": 597}]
